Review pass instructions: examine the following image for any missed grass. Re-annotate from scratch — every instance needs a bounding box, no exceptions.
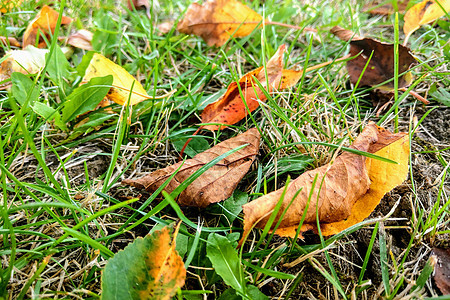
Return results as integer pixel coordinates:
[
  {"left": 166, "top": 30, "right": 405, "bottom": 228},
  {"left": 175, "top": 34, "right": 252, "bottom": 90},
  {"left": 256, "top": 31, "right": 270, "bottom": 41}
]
[{"left": 1, "top": 0, "right": 449, "bottom": 299}]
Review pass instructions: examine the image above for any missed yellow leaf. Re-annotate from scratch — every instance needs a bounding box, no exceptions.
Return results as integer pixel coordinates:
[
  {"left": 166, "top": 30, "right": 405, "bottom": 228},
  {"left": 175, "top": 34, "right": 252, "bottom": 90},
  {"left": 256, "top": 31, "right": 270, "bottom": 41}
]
[
  {"left": 0, "top": 0, "right": 23, "bottom": 13},
  {"left": 82, "top": 53, "right": 151, "bottom": 105},
  {"left": 404, "top": 0, "right": 450, "bottom": 43},
  {"left": 177, "top": 0, "right": 263, "bottom": 46}
]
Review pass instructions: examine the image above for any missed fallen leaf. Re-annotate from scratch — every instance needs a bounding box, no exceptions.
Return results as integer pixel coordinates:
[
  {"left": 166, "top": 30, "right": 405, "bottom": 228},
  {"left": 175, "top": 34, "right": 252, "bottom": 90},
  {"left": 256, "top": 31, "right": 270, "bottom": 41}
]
[
  {"left": 404, "top": 0, "right": 450, "bottom": 44},
  {"left": 122, "top": 128, "right": 260, "bottom": 208},
  {"left": 82, "top": 53, "right": 151, "bottom": 105},
  {"left": 0, "top": 36, "right": 20, "bottom": 47},
  {"left": 201, "top": 45, "right": 285, "bottom": 131},
  {"left": 101, "top": 223, "right": 186, "bottom": 300},
  {"left": 127, "top": 0, "right": 150, "bottom": 11},
  {"left": 364, "top": 0, "right": 409, "bottom": 15},
  {"left": 67, "top": 29, "right": 93, "bottom": 51},
  {"left": 432, "top": 247, "right": 450, "bottom": 294},
  {"left": 0, "top": 0, "right": 23, "bottom": 13},
  {"left": 331, "top": 26, "right": 416, "bottom": 90},
  {"left": 158, "top": 21, "right": 174, "bottom": 34},
  {"left": 241, "top": 122, "right": 409, "bottom": 244},
  {"left": 177, "top": 0, "right": 263, "bottom": 46},
  {"left": 23, "top": 5, "right": 72, "bottom": 48},
  {"left": 0, "top": 46, "right": 48, "bottom": 89}
]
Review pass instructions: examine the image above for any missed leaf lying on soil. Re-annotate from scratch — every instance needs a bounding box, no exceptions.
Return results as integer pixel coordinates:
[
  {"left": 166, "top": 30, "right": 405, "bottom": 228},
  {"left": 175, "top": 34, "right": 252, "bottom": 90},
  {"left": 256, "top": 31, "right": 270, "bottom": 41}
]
[
  {"left": 404, "top": 0, "right": 450, "bottom": 44},
  {"left": 101, "top": 223, "right": 186, "bottom": 300},
  {"left": 82, "top": 52, "right": 151, "bottom": 105},
  {"left": 122, "top": 128, "right": 260, "bottom": 208},
  {"left": 23, "top": 5, "right": 72, "bottom": 48},
  {"left": 432, "top": 247, "right": 450, "bottom": 294},
  {"left": 331, "top": 26, "right": 416, "bottom": 90},
  {"left": 241, "top": 122, "right": 409, "bottom": 243},
  {"left": 177, "top": 0, "right": 263, "bottom": 46}
]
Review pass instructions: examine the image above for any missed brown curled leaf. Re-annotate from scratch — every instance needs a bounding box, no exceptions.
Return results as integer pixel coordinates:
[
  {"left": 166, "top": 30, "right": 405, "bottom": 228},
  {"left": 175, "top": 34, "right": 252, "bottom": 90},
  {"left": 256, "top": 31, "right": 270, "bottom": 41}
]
[
  {"left": 331, "top": 26, "right": 416, "bottom": 90},
  {"left": 240, "top": 122, "right": 409, "bottom": 245},
  {"left": 122, "top": 128, "right": 260, "bottom": 208}
]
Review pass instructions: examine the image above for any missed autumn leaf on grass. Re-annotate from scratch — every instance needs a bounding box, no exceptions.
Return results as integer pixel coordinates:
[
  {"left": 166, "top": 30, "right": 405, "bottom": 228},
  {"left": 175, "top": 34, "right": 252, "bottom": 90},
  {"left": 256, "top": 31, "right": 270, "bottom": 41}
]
[
  {"left": 201, "top": 45, "right": 286, "bottom": 131},
  {"left": 127, "top": 0, "right": 150, "bottom": 11},
  {"left": 177, "top": 0, "right": 263, "bottom": 46},
  {"left": 331, "top": 26, "right": 416, "bottom": 91},
  {"left": 363, "top": 0, "right": 409, "bottom": 15},
  {"left": 23, "top": 5, "right": 72, "bottom": 48},
  {"left": 404, "top": 0, "right": 450, "bottom": 44},
  {"left": 0, "top": 46, "right": 48, "bottom": 89},
  {"left": 101, "top": 223, "right": 186, "bottom": 300},
  {"left": 67, "top": 29, "right": 93, "bottom": 51},
  {"left": 240, "top": 122, "right": 409, "bottom": 245},
  {"left": 82, "top": 53, "right": 153, "bottom": 105},
  {"left": 122, "top": 128, "right": 260, "bottom": 208}
]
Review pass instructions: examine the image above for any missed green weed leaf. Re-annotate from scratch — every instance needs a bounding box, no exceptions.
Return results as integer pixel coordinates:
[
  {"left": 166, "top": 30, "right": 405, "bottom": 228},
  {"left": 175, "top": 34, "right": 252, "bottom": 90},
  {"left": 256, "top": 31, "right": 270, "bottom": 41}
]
[
  {"left": 62, "top": 75, "right": 113, "bottom": 123},
  {"left": 206, "top": 233, "right": 245, "bottom": 295}
]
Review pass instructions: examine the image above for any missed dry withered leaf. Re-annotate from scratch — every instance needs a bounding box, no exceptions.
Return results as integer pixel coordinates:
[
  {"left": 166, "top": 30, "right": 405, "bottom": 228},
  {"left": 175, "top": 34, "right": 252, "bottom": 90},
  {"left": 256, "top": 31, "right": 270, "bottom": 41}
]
[
  {"left": 0, "top": 36, "right": 20, "bottom": 47},
  {"left": 177, "top": 0, "right": 263, "bottom": 46},
  {"left": 364, "top": 0, "right": 409, "bottom": 15},
  {"left": 432, "top": 248, "right": 450, "bottom": 294},
  {"left": 23, "top": 5, "right": 72, "bottom": 48},
  {"left": 240, "top": 122, "right": 409, "bottom": 244},
  {"left": 331, "top": 26, "right": 416, "bottom": 90},
  {"left": 404, "top": 0, "right": 450, "bottom": 44},
  {"left": 127, "top": 0, "right": 149, "bottom": 11},
  {"left": 67, "top": 29, "right": 93, "bottom": 51},
  {"left": 122, "top": 128, "right": 260, "bottom": 208}
]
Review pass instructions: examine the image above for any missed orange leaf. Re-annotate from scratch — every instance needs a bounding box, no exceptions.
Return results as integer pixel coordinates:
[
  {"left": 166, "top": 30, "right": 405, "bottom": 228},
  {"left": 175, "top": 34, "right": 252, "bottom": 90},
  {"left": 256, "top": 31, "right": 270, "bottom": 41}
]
[
  {"left": 0, "top": 0, "right": 23, "bottom": 13},
  {"left": 240, "top": 122, "right": 409, "bottom": 245},
  {"left": 122, "top": 128, "right": 260, "bottom": 208},
  {"left": 404, "top": 0, "right": 450, "bottom": 44},
  {"left": 0, "top": 36, "right": 20, "bottom": 48},
  {"left": 22, "top": 5, "right": 72, "bottom": 48},
  {"left": 177, "top": 0, "right": 263, "bottom": 46},
  {"left": 201, "top": 45, "right": 285, "bottom": 131}
]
